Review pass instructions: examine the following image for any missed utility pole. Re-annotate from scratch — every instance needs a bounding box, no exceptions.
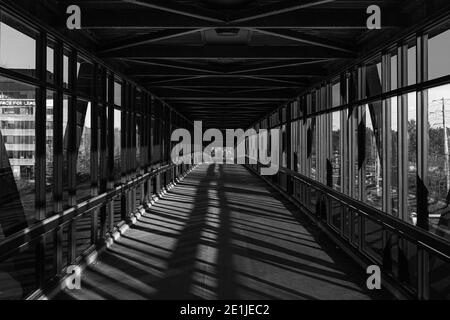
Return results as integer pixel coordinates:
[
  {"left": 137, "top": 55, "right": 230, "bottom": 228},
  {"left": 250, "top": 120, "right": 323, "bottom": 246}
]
[
  {"left": 433, "top": 98, "right": 450, "bottom": 191},
  {"left": 443, "top": 98, "right": 450, "bottom": 191}
]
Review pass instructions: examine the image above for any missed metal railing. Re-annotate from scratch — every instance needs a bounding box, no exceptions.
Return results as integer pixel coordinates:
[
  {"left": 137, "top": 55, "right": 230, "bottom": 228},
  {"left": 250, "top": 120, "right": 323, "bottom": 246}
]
[
  {"left": 0, "top": 162, "right": 193, "bottom": 299},
  {"left": 246, "top": 163, "right": 450, "bottom": 300}
]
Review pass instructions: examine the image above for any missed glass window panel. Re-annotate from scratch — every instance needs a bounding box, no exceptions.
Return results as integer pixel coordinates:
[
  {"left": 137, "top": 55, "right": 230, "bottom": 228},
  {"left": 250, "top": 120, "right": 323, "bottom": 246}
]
[
  {"left": 63, "top": 52, "right": 69, "bottom": 89},
  {"left": 408, "top": 45, "right": 416, "bottom": 86},
  {"left": 76, "top": 100, "right": 91, "bottom": 201},
  {"left": 0, "top": 246, "right": 37, "bottom": 299},
  {"left": 281, "top": 124, "right": 287, "bottom": 168},
  {"left": 136, "top": 120, "right": 141, "bottom": 170},
  {"left": 364, "top": 103, "right": 383, "bottom": 210},
  {"left": 76, "top": 214, "right": 92, "bottom": 256},
  {"left": 365, "top": 60, "right": 382, "bottom": 98},
  {"left": 114, "top": 108, "right": 121, "bottom": 182},
  {"left": 77, "top": 57, "right": 93, "bottom": 97},
  {"left": 363, "top": 217, "right": 383, "bottom": 263},
  {"left": 427, "top": 84, "right": 450, "bottom": 240},
  {"left": 46, "top": 42, "right": 54, "bottom": 84},
  {"left": 351, "top": 211, "right": 360, "bottom": 247},
  {"left": 309, "top": 118, "right": 316, "bottom": 180},
  {"left": 353, "top": 107, "right": 360, "bottom": 198},
  {"left": 291, "top": 120, "right": 300, "bottom": 172},
  {"left": 114, "top": 82, "right": 122, "bottom": 106},
  {"left": 391, "top": 98, "right": 399, "bottom": 216},
  {"left": 62, "top": 95, "right": 69, "bottom": 206},
  {"left": 429, "top": 255, "right": 450, "bottom": 299},
  {"left": 391, "top": 54, "right": 398, "bottom": 91},
  {"left": 46, "top": 91, "right": 55, "bottom": 216},
  {"left": 330, "top": 199, "right": 342, "bottom": 231},
  {"left": 343, "top": 208, "right": 350, "bottom": 238},
  {"left": 399, "top": 239, "right": 418, "bottom": 291},
  {"left": 428, "top": 28, "right": 450, "bottom": 81},
  {"left": 407, "top": 92, "right": 417, "bottom": 224},
  {"left": 332, "top": 111, "right": 341, "bottom": 191},
  {"left": 332, "top": 83, "right": 340, "bottom": 107},
  {"left": 0, "top": 13, "right": 36, "bottom": 78},
  {"left": 0, "top": 76, "right": 36, "bottom": 235}
]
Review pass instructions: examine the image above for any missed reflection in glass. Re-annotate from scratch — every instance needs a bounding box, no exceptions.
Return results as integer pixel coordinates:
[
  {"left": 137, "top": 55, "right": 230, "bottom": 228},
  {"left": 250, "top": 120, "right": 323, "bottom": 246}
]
[
  {"left": 332, "top": 111, "right": 341, "bottom": 191},
  {"left": 427, "top": 84, "right": 450, "bottom": 240},
  {"left": 365, "top": 61, "right": 382, "bottom": 98},
  {"left": 0, "top": 76, "right": 36, "bottom": 237},
  {"left": 76, "top": 100, "right": 91, "bottom": 201},
  {"left": 63, "top": 54, "right": 69, "bottom": 88},
  {"left": 309, "top": 118, "right": 316, "bottom": 180},
  {"left": 408, "top": 45, "right": 416, "bottom": 86},
  {"left": 391, "top": 54, "right": 397, "bottom": 91},
  {"left": 291, "top": 120, "right": 300, "bottom": 172},
  {"left": 62, "top": 95, "right": 69, "bottom": 205},
  {"left": 77, "top": 57, "right": 93, "bottom": 97},
  {"left": 281, "top": 124, "right": 287, "bottom": 168},
  {"left": 114, "top": 109, "right": 121, "bottom": 182},
  {"left": 114, "top": 82, "right": 122, "bottom": 106},
  {"left": 407, "top": 93, "right": 417, "bottom": 223},
  {"left": 364, "top": 104, "right": 383, "bottom": 210},
  {"left": 332, "top": 83, "right": 340, "bottom": 107},
  {"left": 136, "top": 121, "right": 141, "bottom": 170},
  {"left": 391, "top": 98, "right": 399, "bottom": 215},
  {"left": 0, "top": 14, "right": 36, "bottom": 78},
  {"left": 428, "top": 29, "right": 450, "bottom": 81},
  {"left": 47, "top": 43, "right": 54, "bottom": 83},
  {"left": 46, "top": 91, "right": 54, "bottom": 215}
]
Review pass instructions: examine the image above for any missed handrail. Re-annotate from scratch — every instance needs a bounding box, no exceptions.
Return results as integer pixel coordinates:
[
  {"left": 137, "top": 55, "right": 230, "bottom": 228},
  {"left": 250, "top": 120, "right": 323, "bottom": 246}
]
[
  {"left": 276, "top": 166, "right": 450, "bottom": 262},
  {"left": 0, "top": 163, "right": 176, "bottom": 260}
]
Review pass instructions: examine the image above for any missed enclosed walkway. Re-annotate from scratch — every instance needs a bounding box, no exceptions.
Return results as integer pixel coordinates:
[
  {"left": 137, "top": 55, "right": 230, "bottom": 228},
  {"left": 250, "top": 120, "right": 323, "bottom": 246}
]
[{"left": 55, "top": 164, "right": 389, "bottom": 300}]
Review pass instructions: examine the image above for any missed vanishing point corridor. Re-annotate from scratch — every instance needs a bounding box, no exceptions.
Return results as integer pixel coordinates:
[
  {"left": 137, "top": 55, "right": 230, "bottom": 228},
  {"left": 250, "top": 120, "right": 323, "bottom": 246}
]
[{"left": 55, "top": 164, "right": 389, "bottom": 300}]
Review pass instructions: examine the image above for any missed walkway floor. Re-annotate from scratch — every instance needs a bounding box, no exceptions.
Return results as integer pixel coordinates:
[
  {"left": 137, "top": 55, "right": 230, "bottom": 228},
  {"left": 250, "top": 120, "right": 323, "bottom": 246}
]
[{"left": 55, "top": 164, "right": 391, "bottom": 300}]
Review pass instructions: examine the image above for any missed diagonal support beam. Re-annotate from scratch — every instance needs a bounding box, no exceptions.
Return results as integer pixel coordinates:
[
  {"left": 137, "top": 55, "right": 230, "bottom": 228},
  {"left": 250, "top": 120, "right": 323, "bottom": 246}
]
[
  {"left": 122, "top": 0, "right": 225, "bottom": 23},
  {"left": 247, "top": 28, "right": 356, "bottom": 53},
  {"left": 229, "top": 0, "right": 335, "bottom": 24},
  {"left": 98, "top": 28, "right": 208, "bottom": 53},
  {"left": 119, "top": 58, "right": 223, "bottom": 74},
  {"left": 100, "top": 45, "right": 356, "bottom": 59},
  {"left": 227, "top": 59, "right": 332, "bottom": 75}
]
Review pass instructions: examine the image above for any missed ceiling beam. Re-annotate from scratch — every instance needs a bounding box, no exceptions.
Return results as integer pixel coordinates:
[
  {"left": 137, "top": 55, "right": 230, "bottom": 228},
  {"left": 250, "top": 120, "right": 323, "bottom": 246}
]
[
  {"left": 226, "top": 60, "right": 330, "bottom": 75},
  {"left": 130, "top": 71, "right": 322, "bottom": 78},
  {"left": 122, "top": 0, "right": 225, "bottom": 23},
  {"left": 152, "top": 85, "right": 300, "bottom": 89},
  {"left": 101, "top": 45, "right": 356, "bottom": 59},
  {"left": 82, "top": 9, "right": 402, "bottom": 29},
  {"left": 153, "top": 87, "right": 297, "bottom": 95},
  {"left": 161, "top": 97, "right": 292, "bottom": 102},
  {"left": 247, "top": 28, "right": 355, "bottom": 53},
  {"left": 120, "top": 59, "right": 224, "bottom": 74},
  {"left": 123, "top": 59, "right": 327, "bottom": 76},
  {"left": 144, "top": 76, "right": 307, "bottom": 87},
  {"left": 229, "top": 0, "right": 335, "bottom": 24},
  {"left": 97, "top": 28, "right": 208, "bottom": 53}
]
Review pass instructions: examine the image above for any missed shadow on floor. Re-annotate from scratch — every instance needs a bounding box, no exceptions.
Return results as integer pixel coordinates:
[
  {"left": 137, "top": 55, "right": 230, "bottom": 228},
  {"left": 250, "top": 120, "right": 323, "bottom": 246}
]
[{"left": 54, "top": 164, "right": 393, "bottom": 300}]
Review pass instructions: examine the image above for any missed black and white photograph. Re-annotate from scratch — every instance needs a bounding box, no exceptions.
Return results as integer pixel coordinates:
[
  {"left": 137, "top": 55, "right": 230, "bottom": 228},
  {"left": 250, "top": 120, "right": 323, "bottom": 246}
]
[{"left": 0, "top": 0, "right": 449, "bottom": 308}]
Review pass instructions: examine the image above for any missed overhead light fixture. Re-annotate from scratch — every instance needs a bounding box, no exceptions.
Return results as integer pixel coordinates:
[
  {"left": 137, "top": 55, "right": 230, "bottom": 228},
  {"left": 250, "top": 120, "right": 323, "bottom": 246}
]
[{"left": 215, "top": 28, "right": 240, "bottom": 36}]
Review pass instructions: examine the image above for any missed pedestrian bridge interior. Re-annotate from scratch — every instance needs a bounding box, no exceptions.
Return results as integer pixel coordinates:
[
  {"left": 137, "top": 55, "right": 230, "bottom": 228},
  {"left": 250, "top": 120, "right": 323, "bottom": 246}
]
[{"left": 0, "top": 0, "right": 450, "bottom": 300}]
